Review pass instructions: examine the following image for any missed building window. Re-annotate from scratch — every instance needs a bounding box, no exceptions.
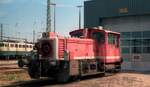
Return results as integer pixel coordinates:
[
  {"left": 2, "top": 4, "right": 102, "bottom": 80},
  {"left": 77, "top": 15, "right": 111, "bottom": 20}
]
[
  {"left": 143, "top": 47, "right": 150, "bottom": 53},
  {"left": 123, "top": 57, "right": 130, "bottom": 62},
  {"left": 132, "top": 32, "right": 142, "bottom": 39},
  {"left": 112, "top": 0, "right": 119, "bottom": 2},
  {"left": 121, "top": 32, "right": 131, "bottom": 39},
  {"left": 99, "top": 18, "right": 102, "bottom": 26},
  {"left": 131, "top": 39, "right": 142, "bottom": 46},
  {"left": 122, "top": 47, "right": 130, "bottom": 54},
  {"left": 143, "top": 31, "right": 150, "bottom": 38},
  {"left": 121, "top": 40, "right": 130, "bottom": 46},
  {"left": 142, "top": 39, "right": 150, "bottom": 46},
  {"left": 119, "top": 8, "right": 128, "bottom": 13},
  {"left": 132, "top": 47, "right": 141, "bottom": 53},
  {"left": 121, "top": 31, "right": 150, "bottom": 54}
]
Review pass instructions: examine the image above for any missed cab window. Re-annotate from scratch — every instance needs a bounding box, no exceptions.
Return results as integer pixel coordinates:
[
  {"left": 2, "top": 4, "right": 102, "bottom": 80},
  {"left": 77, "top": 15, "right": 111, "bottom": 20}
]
[
  {"left": 108, "top": 33, "right": 119, "bottom": 47},
  {"left": 108, "top": 33, "right": 115, "bottom": 44},
  {"left": 92, "top": 32, "right": 105, "bottom": 43},
  {"left": 71, "top": 32, "right": 83, "bottom": 38}
]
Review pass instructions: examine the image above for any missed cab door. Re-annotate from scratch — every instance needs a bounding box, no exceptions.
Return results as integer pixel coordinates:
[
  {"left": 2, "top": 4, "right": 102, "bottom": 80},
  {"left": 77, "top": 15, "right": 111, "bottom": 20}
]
[
  {"left": 92, "top": 31, "right": 105, "bottom": 58},
  {"left": 106, "top": 33, "right": 120, "bottom": 63}
]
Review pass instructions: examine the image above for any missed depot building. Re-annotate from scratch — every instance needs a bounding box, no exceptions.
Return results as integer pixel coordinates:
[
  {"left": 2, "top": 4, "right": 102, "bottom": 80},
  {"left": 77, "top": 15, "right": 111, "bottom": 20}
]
[{"left": 84, "top": 0, "right": 150, "bottom": 71}]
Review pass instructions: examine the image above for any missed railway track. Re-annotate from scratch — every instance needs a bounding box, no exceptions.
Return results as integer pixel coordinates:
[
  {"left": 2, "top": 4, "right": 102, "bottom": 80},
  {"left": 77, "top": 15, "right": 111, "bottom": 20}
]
[
  {"left": 0, "top": 60, "right": 150, "bottom": 87},
  {"left": 0, "top": 60, "right": 22, "bottom": 73},
  {"left": 0, "top": 60, "right": 17, "bottom": 65}
]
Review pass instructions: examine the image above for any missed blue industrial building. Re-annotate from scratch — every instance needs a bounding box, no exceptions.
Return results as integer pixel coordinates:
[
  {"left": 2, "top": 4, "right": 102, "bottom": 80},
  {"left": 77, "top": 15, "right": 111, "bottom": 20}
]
[
  {"left": 84, "top": 0, "right": 150, "bottom": 71},
  {"left": 85, "top": 0, "right": 150, "bottom": 28}
]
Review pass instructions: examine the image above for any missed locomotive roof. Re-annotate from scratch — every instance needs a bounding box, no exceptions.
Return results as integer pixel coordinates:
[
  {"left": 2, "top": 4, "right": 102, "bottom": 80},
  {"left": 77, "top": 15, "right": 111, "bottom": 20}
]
[
  {"left": 70, "top": 28, "right": 120, "bottom": 35},
  {"left": 0, "top": 40, "right": 33, "bottom": 44},
  {"left": 104, "top": 30, "right": 120, "bottom": 34}
]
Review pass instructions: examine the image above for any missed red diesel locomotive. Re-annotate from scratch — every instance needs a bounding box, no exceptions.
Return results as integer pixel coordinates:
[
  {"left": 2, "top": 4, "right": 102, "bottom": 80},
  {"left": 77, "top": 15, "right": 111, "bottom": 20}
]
[{"left": 28, "top": 27, "right": 123, "bottom": 82}]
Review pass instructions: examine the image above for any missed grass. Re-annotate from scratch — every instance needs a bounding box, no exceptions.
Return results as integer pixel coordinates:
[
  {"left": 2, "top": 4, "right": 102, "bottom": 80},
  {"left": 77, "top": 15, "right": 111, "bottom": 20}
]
[
  {"left": 0, "top": 71, "right": 30, "bottom": 81},
  {"left": 0, "top": 73, "right": 21, "bottom": 81}
]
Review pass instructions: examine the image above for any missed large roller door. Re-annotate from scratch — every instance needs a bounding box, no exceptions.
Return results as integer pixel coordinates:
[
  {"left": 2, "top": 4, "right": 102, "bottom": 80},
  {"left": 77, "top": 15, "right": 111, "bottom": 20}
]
[{"left": 101, "top": 15, "right": 150, "bottom": 71}]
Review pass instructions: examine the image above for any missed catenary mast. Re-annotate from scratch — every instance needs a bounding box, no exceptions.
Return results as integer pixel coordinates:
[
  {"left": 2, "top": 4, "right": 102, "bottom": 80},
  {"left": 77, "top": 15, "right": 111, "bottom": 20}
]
[
  {"left": 0, "top": 24, "right": 3, "bottom": 41},
  {"left": 46, "top": 0, "right": 51, "bottom": 32}
]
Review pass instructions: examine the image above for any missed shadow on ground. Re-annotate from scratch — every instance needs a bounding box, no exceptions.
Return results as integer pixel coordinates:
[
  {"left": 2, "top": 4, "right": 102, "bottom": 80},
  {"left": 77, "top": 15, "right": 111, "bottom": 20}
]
[{"left": 121, "top": 70, "right": 150, "bottom": 75}]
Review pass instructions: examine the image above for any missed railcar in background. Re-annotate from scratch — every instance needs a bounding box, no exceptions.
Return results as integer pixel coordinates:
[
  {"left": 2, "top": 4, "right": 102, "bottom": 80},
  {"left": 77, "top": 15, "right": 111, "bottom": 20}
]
[
  {"left": 0, "top": 40, "right": 34, "bottom": 59},
  {"left": 28, "top": 27, "right": 123, "bottom": 82}
]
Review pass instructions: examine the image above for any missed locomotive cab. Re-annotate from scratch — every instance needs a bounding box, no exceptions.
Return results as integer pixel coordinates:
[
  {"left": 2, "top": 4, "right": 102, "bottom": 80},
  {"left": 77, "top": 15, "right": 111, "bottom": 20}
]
[{"left": 69, "top": 28, "right": 122, "bottom": 70}]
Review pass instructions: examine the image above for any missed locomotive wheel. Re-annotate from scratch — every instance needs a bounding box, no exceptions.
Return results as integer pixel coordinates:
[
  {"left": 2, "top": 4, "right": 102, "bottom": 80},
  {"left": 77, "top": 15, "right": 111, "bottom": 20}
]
[
  {"left": 28, "top": 61, "right": 40, "bottom": 79},
  {"left": 18, "top": 59, "right": 24, "bottom": 68},
  {"left": 115, "top": 64, "right": 121, "bottom": 73},
  {"left": 57, "top": 69, "right": 70, "bottom": 83}
]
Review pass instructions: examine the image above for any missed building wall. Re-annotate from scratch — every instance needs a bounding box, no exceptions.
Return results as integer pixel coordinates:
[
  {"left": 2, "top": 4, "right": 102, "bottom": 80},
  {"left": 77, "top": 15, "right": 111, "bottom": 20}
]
[
  {"left": 101, "top": 15, "right": 150, "bottom": 32},
  {"left": 84, "top": 0, "right": 150, "bottom": 28},
  {"left": 84, "top": 1, "right": 98, "bottom": 28}
]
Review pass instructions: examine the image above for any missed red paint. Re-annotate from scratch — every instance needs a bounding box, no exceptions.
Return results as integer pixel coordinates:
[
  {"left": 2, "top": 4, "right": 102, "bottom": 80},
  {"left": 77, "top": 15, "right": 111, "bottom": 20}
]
[{"left": 37, "top": 28, "right": 121, "bottom": 64}]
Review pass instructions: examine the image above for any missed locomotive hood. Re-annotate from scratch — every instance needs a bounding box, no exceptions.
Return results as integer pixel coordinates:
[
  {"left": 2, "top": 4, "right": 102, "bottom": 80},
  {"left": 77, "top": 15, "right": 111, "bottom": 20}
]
[
  {"left": 39, "top": 40, "right": 53, "bottom": 58},
  {"left": 37, "top": 32, "right": 58, "bottom": 60}
]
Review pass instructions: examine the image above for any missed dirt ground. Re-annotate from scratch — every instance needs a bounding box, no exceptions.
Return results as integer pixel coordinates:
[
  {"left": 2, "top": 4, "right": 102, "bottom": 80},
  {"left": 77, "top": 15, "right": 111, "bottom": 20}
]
[
  {"left": 0, "top": 60, "right": 150, "bottom": 87},
  {"left": 0, "top": 60, "right": 30, "bottom": 86}
]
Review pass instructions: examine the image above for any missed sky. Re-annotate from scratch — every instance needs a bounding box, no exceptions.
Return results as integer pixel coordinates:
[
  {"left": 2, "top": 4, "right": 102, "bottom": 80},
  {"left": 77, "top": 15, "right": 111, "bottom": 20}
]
[{"left": 0, "top": 0, "right": 86, "bottom": 41}]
